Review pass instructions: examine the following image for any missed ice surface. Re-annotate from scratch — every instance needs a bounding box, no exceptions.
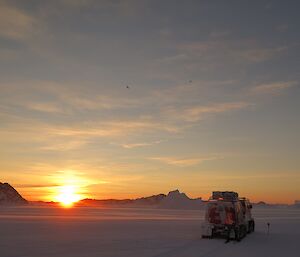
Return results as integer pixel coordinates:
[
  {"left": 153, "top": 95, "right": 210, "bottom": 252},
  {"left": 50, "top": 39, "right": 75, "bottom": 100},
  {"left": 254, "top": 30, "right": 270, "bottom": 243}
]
[{"left": 0, "top": 206, "right": 299, "bottom": 257}]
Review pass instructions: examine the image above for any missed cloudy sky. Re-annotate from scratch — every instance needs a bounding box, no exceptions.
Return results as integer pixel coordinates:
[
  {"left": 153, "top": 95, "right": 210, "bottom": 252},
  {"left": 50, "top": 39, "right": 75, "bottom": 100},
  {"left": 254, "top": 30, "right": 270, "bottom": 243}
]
[{"left": 0, "top": 0, "right": 299, "bottom": 203}]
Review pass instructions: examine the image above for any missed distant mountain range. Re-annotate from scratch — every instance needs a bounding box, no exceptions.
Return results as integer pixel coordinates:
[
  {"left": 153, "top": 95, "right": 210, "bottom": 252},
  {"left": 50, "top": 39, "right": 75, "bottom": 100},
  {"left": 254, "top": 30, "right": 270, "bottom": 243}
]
[
  {"left": 77, "top": 189, "right": 204, "bottom": 209},
  {"left": 1, "top": 183, "right": 299, "bottom": 209},
  {"left": 0, "top": 182, "right": 28, "bottom": 205}
]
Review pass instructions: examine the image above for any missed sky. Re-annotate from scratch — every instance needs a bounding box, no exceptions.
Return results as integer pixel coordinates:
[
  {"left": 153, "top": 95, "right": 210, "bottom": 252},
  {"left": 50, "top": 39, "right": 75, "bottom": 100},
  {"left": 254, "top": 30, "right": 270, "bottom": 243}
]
[{"left": 0, "top": 0, "right": 299, "bottom": 204}]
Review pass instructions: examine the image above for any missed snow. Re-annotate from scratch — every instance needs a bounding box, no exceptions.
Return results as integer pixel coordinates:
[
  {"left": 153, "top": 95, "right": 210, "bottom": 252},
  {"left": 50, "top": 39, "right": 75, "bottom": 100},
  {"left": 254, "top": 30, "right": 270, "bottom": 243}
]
[{"left": 0, "top": 206, "right": 299, "bottom": 257}]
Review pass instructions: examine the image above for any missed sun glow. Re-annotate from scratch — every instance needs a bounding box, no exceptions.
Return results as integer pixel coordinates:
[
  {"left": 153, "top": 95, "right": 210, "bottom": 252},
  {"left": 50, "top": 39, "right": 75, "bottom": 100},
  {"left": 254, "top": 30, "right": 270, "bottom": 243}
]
[{"left": 55, "top": 185, "right": 82, "bottom": 207}]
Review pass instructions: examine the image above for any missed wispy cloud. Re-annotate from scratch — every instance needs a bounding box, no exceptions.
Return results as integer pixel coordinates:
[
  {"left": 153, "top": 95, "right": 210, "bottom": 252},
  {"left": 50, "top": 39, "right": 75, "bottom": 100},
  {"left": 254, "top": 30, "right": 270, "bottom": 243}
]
[
  {"left": 178, "top": 40, "right": 289, "bottom": 63},
  {"left": 149, "top": 155, "right": 221, "bottom": 167},
  {"left": 117, "top": 140, "right": 162, "bottom": 149},
  {"left": 157, "top": 54, "right": 188, "bottom": 64},
  {"left": 0, "top": 4, "right": 35, "bottom": 40},
  {"left": 0, "top": 105, "right": 179, "bottom": 152},
  {"left": 25, "top": 102, "right": 66, "bottom": 114},
  {"left": 47, "top": 120, "right": 178, "bottom": 138},
  {"left": 150, "top": 79, "right": 238, "bottom": 108},
  {"left": 40, "top": 140, "right": 87, "bottom": 151},
  {"left": 59, "top": 0, "right": 95, "bottom": 8},
  {"left": 214, "top": 173, "right": 300, "bottom": 181},
  {"left": 251, "top": 81, "right": 298, "bottom": 95},
  {"left": 0, "top": 80, "right": 147, "bottom": 119},
  {"left": 237, "top": 46, "right": 288, "bottom": 62},
  {"left": 166, "top": 102, "right": 252, "bottom": 122},
  {"left": 0, "top": 79, "right": 253, "bottom": 154},
  {"left": 14, "top": 183, "right": 60, "bottom": 188}
]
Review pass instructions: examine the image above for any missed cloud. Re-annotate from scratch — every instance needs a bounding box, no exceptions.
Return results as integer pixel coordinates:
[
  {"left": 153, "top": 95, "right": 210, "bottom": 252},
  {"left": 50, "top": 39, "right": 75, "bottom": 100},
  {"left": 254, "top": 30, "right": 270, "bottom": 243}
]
[
  {"left": 237, "top": 46, "right": 288, "bottom": 62},
  {"left": 149, "top": 156, "right": 221, "bottom": 167},
  {"left": 25, "top": 102, "right": 66, "bottom": 113},
  {"left": 47, "top": 119, "right": 177, "bottom": 138},
  {"left": 26, "top": 81, "right": 142, "bottom": 111},
  {"left": 0, "top": 80, "right": 147, "bottom": 119},
  {"left": 150, "top": 80, "right": 239, "bottom": 109},
  {"left": 166, "top": 102, "right": 252, "bottom": 122},
  {"left": 0, "top": 117, "right": 176, "bottom": 148},
  {"left": 0, "top": 4, "right": 35, "bottom": 40},
  {"left": 157, "top": 54, "right": 188, "bottom": 63},
  {"left": 117, "top": 140, "right": 162, "bottom": 149},
  {"left": 251, "top": 81, "right": 298, "bottom": 95},
  {"left": 59, "top": 0, "right": 95, "bottom": 7},
  {"left": 14, "top": 183, "right": 60, "bottom": 188},
  {"left": 178, "top": 40, "right": 288, "bottom": 63},
  {"left": 214, "top": 173, "right": 300, "bottom": 181},
  {"left": 0, "top": 80, "right": 252, "bottom": 154},
  {"left": 40, "top": 140, "right": 88, "bottom": 151}
]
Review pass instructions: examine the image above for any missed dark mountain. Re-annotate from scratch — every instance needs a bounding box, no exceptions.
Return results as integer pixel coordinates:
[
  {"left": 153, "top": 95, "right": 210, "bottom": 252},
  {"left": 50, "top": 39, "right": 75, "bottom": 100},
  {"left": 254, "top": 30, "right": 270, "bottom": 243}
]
[
  {"left": 256, "top": 201, "right": 267, "bottom": 205},
  {"left": 135, "top": 193, "right": 166, "bottom": 205},
  {"left": 77, "top": 190, "right": 203, "bottom": 209},
  {"left": 0, "top": 182, "right": 28, "bottom": 205},
  {"left": 78, "top": 193, "right": 167, "bottom": 207},
  {"left": 158, "top": 189, "right": 203, "bottom": 209}
]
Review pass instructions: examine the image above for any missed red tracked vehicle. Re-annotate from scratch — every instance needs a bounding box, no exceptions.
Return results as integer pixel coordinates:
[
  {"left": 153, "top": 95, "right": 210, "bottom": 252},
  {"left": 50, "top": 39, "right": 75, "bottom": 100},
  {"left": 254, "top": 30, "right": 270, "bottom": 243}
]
[{"left": 201, "top": 191, "right": 255, "bottom": 241}]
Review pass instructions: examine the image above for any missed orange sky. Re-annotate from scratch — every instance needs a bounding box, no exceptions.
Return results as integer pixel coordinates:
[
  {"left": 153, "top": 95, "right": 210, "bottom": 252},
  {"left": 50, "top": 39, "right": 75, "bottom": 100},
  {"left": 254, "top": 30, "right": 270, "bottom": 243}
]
[{"left": 0, "top": 1, "right": 300, "bottom": 204}]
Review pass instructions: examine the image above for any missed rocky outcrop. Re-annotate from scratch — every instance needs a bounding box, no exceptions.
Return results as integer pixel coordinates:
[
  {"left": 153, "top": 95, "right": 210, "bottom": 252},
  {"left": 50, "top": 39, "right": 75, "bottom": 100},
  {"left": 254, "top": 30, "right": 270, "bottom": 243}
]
[
  {"left": 135, "top": 193, "right": 166, "bottom": 205},
  {"left": 158, "top": 189, "right": 203, "bottom": 209},
  {"left": 78, "top": 189, "right": 203, "bottom": 209},
  {"left": 79, "top": 193, "right": 167, "bottom": 207},
  {"left": 0, "top": 182, "right": 28, "bottom": 205}
]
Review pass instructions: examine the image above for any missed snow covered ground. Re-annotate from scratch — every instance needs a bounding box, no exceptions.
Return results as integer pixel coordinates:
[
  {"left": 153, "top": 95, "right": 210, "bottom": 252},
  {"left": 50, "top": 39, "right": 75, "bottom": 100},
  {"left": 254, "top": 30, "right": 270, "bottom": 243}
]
[{"left": 0, "top": 206, "right": 299, "bottom": 257}]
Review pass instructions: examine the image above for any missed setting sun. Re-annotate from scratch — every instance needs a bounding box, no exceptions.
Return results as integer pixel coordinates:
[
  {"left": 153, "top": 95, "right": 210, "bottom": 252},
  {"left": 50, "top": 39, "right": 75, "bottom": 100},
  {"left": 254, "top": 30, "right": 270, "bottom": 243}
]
[{"left": 55, "top": 185, "right": 82, "bottom": 207}]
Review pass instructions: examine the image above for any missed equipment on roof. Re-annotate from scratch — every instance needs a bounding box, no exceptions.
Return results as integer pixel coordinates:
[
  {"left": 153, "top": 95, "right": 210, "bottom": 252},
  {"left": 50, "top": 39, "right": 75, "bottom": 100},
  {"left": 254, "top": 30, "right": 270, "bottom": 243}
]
[{"left": 212, "top": 191, "right": 239, "bottom": 200}]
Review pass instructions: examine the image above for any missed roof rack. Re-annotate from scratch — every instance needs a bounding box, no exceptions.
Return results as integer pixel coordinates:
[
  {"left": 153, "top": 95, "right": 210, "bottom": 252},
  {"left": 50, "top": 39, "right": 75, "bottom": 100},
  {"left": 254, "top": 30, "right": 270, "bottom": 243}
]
[{"left": 212, "top": 191, "right": 239, "bottom": 201}]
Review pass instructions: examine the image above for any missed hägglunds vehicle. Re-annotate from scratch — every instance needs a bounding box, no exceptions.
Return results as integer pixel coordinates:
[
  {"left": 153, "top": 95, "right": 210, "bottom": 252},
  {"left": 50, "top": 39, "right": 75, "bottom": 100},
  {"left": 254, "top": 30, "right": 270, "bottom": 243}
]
[{"left": 201, "top": 191, "right": 255, "bottom": 241}]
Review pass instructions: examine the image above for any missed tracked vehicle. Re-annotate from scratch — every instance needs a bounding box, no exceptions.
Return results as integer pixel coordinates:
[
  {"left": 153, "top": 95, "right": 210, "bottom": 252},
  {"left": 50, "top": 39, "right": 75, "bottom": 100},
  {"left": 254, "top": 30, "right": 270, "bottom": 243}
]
[{"left": 201, "top": 191, "right": 255, "bottom": 241}]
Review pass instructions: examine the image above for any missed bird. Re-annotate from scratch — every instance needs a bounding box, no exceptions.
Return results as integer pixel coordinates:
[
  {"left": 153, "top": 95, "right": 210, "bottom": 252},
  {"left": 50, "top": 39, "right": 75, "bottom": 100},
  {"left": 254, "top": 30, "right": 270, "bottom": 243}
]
[{"left": 126, "top": 85, "right": 130, "bottom": 89}]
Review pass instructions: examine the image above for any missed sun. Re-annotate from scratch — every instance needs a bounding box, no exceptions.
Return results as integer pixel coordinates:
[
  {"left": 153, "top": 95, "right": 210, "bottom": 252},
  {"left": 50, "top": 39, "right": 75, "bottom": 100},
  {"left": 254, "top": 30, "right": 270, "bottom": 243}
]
[{"left": 55, "top": 185, "right": 82, "bottom": 207}]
